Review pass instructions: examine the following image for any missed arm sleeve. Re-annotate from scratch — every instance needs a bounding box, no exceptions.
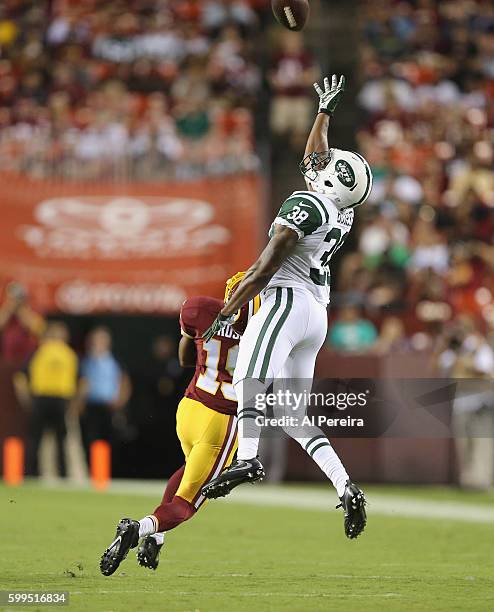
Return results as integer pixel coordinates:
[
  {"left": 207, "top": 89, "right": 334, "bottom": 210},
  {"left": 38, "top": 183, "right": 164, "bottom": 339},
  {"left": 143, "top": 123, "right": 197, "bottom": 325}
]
[{"left": 272, "top": 195, "right": 324, "bottom": 239}]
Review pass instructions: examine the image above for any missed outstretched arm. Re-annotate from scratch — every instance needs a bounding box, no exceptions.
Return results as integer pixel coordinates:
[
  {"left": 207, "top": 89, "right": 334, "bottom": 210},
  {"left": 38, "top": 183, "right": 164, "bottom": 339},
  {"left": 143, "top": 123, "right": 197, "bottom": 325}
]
[
  {"left": 305, "top": 112, "right": 330, "bottom": 158},
  {"left": 304, "top": 75, "right": 345, "bottom": 158},
  {"left": 222, "top": 225, "right": 298, "bottom": 317},
  {"left": 202, "top": 225, "right": 298, "bottom": 341}
]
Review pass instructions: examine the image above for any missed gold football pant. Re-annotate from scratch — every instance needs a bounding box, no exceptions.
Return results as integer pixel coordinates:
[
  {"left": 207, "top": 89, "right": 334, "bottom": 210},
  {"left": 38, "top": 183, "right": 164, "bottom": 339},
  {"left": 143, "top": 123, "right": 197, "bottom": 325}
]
[{"left": 175, "top": 396, "right": 238, "bottom": 510}]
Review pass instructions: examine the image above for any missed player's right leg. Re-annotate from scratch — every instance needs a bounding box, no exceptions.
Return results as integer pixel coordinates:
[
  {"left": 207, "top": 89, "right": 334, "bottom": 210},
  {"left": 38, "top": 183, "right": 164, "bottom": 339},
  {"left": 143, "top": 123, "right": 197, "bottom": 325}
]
[
  {"left": 136, "top": 464, "right": 185, "bottom": 569},
  {"left": 203, "top": 287, "right": 301, "bottom": 498},
  {"left": 234, "top": 287, "right": 299, "bottom": 460},
  {"left": 273, "top": 297, "right": 366, "bottom": 538},
  {"left": 100, "top": 397, "right": 237, "bottom": 575},
  {"left": 137, "top": 398, "right": 237, "bottom": 565},
  {"left": 99, "top": 518, "right": 140, "bottom": 576},
  {"left": 100, "top": 466, "right": 186, "bottom": 575},
  {"left": 101, "top": 401, "right": 190, "bottom": 575},
  {"left": 277, "top": 344, "right": 367, "bottom": 538}
]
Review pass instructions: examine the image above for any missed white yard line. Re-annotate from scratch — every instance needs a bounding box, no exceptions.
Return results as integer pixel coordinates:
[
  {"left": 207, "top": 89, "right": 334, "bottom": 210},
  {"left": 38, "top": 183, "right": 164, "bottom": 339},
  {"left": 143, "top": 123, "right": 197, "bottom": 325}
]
[
  {"left": 228, "top": 487, "right": 494, "bottom": 524},
  {"left": 35, "top": 478, "right": 494, "bottom": 524}
]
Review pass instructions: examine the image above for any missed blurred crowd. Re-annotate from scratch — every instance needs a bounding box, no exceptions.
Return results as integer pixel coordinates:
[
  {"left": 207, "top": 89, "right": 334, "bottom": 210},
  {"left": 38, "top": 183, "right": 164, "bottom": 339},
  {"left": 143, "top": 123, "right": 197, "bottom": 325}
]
[
  {"left": 328, "top": 0, "right": 494, "bottom": 361},
  {"left": 268, "top": 29, "right": 319, "bottom": 150},
  {"left": 0, "top": 0, "right": 270, "bottom": 180},
  {"left": 321, "top": 0, "right": 494, "bottom": 489}
]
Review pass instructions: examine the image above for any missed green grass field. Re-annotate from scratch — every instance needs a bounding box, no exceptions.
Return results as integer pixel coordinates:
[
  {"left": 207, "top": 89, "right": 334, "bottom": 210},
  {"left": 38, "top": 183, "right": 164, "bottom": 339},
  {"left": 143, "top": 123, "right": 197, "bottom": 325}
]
[{"left": 2, "top": 482, "right": 494, "bottom": 611}]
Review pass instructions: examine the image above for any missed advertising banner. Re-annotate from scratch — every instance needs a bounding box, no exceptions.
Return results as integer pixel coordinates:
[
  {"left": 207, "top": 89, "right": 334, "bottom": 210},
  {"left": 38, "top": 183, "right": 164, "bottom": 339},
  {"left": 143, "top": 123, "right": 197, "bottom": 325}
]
[{"left": 0, "top": 173, "right": 263, "bottom": 314}]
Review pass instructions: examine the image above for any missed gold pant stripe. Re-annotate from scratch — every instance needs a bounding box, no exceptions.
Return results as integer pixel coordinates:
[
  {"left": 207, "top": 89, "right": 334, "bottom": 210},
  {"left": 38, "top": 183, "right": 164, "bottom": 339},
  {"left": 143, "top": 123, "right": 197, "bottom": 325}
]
[
  {"left": 175, "top": 397, "right": 238, "bottom": 508},
  {"left": 193, "top": 416, "right": 237, "bottom": 510}
]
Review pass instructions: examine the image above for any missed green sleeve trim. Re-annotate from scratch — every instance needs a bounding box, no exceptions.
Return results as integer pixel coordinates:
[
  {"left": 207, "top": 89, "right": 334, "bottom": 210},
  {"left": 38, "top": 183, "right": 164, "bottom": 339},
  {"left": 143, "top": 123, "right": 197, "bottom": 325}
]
[{"left": 276, "top": 195, "right": 323, "bottom": 236}]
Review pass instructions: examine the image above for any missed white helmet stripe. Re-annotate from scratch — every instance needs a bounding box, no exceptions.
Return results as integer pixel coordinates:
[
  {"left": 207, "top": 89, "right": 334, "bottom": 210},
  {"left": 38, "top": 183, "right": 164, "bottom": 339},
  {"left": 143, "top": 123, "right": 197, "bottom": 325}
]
[{"left": 349, "top": 152, "right": 372, "bottom": 207}]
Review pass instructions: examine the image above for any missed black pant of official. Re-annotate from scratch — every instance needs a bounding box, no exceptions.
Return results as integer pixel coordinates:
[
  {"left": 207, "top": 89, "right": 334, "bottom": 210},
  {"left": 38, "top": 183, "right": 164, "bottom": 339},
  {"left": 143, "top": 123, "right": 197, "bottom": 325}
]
[
  {"left": 79, "top": 402, "right": 113, "bottom": 467},
  {"left": 26, "top": 396, "right": 68, "bottom": 477}
]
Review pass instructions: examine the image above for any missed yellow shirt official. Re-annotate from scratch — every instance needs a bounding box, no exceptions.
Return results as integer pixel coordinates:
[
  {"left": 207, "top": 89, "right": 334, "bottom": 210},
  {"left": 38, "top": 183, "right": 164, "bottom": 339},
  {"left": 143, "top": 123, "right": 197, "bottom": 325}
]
[{"left": 28, "top": 340, "right": 78, "bottom": 399}]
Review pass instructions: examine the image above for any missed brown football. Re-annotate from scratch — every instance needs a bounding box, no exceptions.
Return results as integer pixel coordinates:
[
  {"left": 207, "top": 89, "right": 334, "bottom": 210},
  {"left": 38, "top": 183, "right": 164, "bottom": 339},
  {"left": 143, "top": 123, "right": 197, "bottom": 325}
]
[{"left": 272, "top": 0, "right": 310, "bottom": 31}]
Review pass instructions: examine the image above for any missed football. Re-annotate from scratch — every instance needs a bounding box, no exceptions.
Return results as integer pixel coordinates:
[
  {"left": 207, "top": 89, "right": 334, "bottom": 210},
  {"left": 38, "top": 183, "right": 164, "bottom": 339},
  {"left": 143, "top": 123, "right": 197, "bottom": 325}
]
[{"left": 272, "top": 0, "right": 310, "bottom": 31}]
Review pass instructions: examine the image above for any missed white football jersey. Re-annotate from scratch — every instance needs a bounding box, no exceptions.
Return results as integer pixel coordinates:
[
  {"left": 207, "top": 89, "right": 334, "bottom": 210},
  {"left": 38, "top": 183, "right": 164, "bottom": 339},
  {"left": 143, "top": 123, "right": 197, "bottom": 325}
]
[{"left": 266, "top": 190, "right": 354, "bottom": 305}]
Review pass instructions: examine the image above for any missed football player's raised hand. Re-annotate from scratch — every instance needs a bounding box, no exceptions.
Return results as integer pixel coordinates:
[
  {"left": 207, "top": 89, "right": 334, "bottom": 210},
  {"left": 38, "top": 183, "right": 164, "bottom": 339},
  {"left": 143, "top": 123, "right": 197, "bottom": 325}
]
[{"left": 314, "top": 74, "right": 345, "bottom": 117}]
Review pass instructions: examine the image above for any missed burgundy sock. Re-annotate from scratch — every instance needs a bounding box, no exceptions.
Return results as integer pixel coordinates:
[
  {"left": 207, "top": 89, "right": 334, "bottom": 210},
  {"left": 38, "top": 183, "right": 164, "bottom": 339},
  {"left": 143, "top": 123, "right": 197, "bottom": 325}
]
[
  {"left": 162, "top": 465, "right": 185, "bottom": 504},
  {"left": 153, "top": 495, "right": 195, "bottom": 532}
]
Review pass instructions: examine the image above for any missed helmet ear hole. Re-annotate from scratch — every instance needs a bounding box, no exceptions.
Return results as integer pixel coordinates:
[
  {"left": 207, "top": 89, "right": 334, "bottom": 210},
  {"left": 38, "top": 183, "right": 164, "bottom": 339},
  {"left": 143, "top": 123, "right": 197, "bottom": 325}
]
[{"left": 324, "top": 180, "right": 333, "bottom": 188}]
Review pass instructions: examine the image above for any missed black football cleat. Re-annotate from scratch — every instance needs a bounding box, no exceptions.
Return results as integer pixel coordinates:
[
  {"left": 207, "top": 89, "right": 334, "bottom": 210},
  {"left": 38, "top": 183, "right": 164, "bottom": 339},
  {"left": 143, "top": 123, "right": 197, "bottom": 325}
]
[
  {"left": 137, "top": 536, "right": 163, "bottom": 570},
  {"left": 336, "top": 480, "right": 367, "bottom": 539},
  {"left": 100, "top": 518, "right": 140, "bottom": 576},
  {"left": 202, "top": 457, "right": 265, "bottom": 499}
]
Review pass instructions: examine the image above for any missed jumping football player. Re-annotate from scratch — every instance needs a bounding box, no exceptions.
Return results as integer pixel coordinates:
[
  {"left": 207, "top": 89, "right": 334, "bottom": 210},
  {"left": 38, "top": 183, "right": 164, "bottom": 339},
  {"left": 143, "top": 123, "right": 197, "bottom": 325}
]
[
  {"left": 100, "top": 273, "right": 260, "bottom": 575},
  {"left": 201, "top": 75, "right": 371, "bottom": 539}
]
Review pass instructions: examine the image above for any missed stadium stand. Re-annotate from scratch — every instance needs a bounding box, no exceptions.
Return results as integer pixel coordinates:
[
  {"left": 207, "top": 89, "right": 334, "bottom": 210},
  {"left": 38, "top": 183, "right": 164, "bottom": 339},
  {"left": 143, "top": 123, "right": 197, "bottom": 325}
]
[
  {"left": 330, "top": 0, "right": 494, "bottom": 356},
  {"left": 0, "top": 0, "right": 269, "bottom": 180}
]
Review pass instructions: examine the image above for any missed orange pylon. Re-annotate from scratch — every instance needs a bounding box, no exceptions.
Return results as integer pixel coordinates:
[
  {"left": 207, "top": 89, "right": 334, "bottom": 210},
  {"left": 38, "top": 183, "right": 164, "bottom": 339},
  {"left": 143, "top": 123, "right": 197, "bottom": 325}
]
[
  {"left": 3, "top": 437, "right": 24, "bottom": 485},
  {"left": 90, "top": 440, "right": 111, "bottom": 490}
]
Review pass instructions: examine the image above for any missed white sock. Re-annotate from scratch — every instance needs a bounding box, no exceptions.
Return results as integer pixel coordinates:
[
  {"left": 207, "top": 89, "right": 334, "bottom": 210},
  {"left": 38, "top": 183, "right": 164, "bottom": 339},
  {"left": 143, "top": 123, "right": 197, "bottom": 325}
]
[
  {"left": 151, "top": 532, "right": 165, "bottom": 545},
  {"left": 138, "top": 515, "right": 158, "bottom": 538},
  {"left": 236, "top": 379, "right": 263, "bottom": 460},
  {"left": 237, "top": 429, "right": 260, "bottom": 460},
  {"left": 304, "top": 436, "right": 349, "bottom": 497}
]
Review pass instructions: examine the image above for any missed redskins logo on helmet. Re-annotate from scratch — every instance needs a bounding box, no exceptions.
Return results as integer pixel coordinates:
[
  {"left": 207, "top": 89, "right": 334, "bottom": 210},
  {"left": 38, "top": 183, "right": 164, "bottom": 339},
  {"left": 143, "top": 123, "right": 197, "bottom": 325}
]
[{"left": 224, "top": 271, "right": 261, "bottom": 324}]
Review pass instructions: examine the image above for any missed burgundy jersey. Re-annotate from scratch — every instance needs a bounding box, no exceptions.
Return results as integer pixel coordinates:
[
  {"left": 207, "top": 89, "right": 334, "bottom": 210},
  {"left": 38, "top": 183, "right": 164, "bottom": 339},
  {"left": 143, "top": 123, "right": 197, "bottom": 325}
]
[{"left": 180, "top": 296, "right": 249, "bottom": 416}]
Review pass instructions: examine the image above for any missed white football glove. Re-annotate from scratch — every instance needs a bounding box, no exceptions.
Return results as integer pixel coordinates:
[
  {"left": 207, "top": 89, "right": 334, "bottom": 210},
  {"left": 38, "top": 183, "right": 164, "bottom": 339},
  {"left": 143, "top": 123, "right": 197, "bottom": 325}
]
[{"left": 314, "top": 74, "right": 346, "bottom": 116}]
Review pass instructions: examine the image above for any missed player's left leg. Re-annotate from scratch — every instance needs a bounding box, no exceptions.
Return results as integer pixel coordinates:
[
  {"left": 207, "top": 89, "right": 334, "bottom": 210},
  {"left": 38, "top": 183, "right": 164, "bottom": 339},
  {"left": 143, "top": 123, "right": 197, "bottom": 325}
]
[
  {"left": 202, "top": 287, "right": 303, "bottom": 498},
  {"left": 136, "top": 399, "right": 237, "bottom": 568},
  {"left": 101, "top": 402, "right": 191, "bottom": 576},
  {"left": 277, "top": 344, "right": 367, "bottom": 538},
  {"left": 162, "top": 465, "right": 186, "bottom": 503},
  {"left": 234, "top": 287, "right": 301, "bottom": 460},
  {"left": 100, "top": 398, "right": 237, "bottom": 575},
  {"left": 276, "top": 341, "right": 351, "bottom": 497},
  {"left": 136, "top": 464, "right": 185, "bottom": 569}
]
